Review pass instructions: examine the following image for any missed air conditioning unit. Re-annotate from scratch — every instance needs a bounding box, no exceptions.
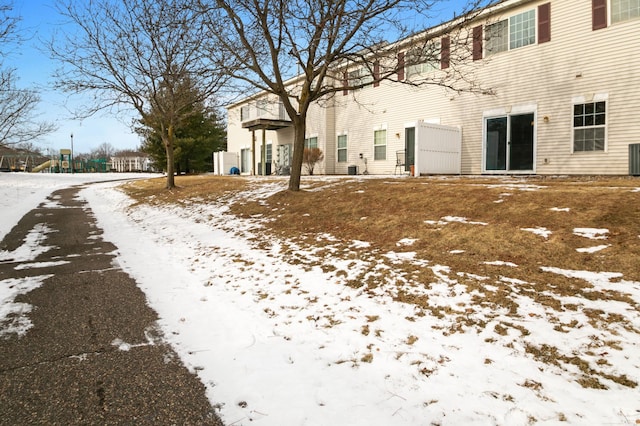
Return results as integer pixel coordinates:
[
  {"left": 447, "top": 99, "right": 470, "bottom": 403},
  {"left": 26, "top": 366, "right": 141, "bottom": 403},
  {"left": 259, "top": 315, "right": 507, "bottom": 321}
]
[{"left": 630, "top": 144, "right": 640, "bottom": 176}]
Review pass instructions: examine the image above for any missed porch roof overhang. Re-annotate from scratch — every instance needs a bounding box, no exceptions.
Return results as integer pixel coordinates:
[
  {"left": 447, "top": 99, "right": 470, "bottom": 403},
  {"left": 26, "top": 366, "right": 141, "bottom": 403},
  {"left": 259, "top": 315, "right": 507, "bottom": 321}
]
[{"left": 242, "top": 118, "right": 292, "bottom": 131}]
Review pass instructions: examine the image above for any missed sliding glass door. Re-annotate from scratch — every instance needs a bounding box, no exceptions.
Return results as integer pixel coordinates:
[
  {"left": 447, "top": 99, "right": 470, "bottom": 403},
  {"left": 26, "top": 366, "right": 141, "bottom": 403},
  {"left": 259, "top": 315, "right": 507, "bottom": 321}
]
[{"left": 485, "top": 113, "right": 535, "bottom": 172}]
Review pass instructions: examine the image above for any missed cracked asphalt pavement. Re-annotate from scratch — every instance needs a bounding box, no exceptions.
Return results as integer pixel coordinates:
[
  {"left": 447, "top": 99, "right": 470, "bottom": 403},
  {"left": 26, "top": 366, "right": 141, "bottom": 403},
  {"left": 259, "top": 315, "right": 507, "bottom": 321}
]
[{"left": 0, "top": 185, "right": 224, "bottom": 425}]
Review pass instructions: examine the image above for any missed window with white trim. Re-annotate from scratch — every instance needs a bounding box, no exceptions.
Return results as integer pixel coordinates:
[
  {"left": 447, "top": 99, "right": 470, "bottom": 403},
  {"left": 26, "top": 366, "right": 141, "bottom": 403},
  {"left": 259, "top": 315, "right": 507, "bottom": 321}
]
[
  {"left": 406, "top": 41, "right": 440, "bottom": 78},
  {"left": 374, "top": 129, "right": 387, "bottom": 160},
  {"left": 486, "top": 9, "right": 536, "bottom": 55},
  {"left": 337, "top": 134, "right": 347, "bottom": 163},
  {"left": 510, "top": 10, "right": 536, "bottom": 49},
  {"left": 573, "top": 101, "right": 606, "bottom": 152},
  {"left": 240, "top": 105, "right": 250, "bottom": 121},
  {"left": 348, "top": 67, "right": 373, "bottom": 89},
  {"left": 261, "top": 143, "right": 272, "bottom": 163},
  {"left": 486, "top": 20, "right": 508, "bottom": 55},
  {"left": 612, "top": 0, "right": 640, "bottom": 23},
  {"left": 304, "top": 136, "right": 318, "bottom": 149}
]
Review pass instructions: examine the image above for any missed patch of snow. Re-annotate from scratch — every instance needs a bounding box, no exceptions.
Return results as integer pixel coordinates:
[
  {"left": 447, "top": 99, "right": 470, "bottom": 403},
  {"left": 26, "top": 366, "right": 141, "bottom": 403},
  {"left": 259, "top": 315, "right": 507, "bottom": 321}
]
[
  {"left": 424, "top": 216, "right": 489, "bottom": 226},
  {"left": 521, "top": 227, "right": 552, "bottom": 239},
  {"left": 576, "top": 244, "right": 611, "bottom": 253},
  {"left": 0, "top": 223, "right": 56, "bottom": 263},
  {"left": 484, "top": 260, "right": 518, "bottom": 267},
  {"left": 0, "top": 275, "right": 53, "bottom": 337},
  {"left": 550, "top": 207, "right": 571, "bottom": 212},
  {"left": 14, "top": 260, "right": 70, "bottom": 270},
  {"left": 396, "top": 238, "right": 417, "bottom": 246},
  {"left": 384, "top": 251, "right": 417, "bottom": 262},
  {"left": 486, "top": 184, "right": 545, "bottom": 191},
  {"left": 111, "top": 338, "right": 132, "bottom": 351},
  {"left": 441, "top": 216, "right": 488, "bottom": 226},
  {"left": 573, "top": 228, "right": 609, "bottom": 240},
  {"left": 350, "top": 240, "right": 370, "bottom": 249}
]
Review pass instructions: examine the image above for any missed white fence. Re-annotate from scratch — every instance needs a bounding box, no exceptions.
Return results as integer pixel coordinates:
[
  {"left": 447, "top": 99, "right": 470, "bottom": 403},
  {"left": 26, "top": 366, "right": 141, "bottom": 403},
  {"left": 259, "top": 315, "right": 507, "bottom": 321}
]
[
  {"left": 213, "top": 151, "right": 239, "bottom": 175},
  {"left": 414, "top": 122, "right": 462, "bottom": 175}
]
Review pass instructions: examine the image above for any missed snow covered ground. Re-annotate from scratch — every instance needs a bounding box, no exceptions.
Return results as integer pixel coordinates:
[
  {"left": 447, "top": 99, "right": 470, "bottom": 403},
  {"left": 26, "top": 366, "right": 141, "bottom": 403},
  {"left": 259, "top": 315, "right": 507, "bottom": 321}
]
[{"left": 1, "top": 173, "right": 639, "bottom": 425}]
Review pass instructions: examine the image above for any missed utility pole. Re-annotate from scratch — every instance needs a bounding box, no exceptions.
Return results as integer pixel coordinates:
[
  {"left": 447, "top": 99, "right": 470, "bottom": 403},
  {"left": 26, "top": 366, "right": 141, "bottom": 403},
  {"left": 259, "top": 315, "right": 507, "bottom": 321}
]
[{"left": 70, "top": 133, "right": 74, "bottom": 173}]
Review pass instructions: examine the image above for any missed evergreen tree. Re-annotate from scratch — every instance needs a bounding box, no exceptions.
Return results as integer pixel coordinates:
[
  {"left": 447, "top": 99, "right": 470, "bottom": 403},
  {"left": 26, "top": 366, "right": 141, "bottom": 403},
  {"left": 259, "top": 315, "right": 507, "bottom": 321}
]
[{"left": 138, "top": 88, "right": 226, "bottom": 174}]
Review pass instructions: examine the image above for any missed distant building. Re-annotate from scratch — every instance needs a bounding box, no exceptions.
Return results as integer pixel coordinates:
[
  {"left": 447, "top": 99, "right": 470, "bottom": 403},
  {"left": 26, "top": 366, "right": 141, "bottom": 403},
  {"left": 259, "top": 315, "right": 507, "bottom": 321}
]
[{"left": 110, "top": 151, "right": 154, "bottom": 172}]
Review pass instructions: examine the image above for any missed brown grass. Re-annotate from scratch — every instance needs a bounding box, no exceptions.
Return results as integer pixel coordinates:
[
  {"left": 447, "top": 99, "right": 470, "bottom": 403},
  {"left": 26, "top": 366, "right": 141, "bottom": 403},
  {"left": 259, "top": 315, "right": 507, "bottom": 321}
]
[
  {"left": 123, "top": 174, "right": 640, "bottom": 283},
  {"left": 122, "top": 174, "right": 640, "bottom": 302},
  {"left": 122, "top": 174, "right": 640, "bottom": 384}
]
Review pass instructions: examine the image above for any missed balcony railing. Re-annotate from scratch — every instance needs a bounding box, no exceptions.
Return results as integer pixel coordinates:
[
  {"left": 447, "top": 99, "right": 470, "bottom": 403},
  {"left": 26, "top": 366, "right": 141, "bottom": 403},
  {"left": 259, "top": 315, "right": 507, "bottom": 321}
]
[{"left": 240, "top": 102, "right": 290, "bottom": 123}]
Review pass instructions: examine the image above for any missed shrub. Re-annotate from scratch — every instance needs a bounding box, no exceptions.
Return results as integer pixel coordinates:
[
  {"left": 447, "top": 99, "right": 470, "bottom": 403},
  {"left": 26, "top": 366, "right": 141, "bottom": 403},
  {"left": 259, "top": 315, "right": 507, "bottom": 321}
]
[{"left": 303, "top": 147, "right": 324, "bottom": 175}]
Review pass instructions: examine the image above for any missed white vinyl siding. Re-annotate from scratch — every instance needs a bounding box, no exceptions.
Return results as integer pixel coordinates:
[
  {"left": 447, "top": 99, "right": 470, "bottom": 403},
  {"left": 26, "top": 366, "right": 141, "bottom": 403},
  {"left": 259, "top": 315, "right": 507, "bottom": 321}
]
[{"left": 611, "top": 0, "right": 640, "bottom": 23}]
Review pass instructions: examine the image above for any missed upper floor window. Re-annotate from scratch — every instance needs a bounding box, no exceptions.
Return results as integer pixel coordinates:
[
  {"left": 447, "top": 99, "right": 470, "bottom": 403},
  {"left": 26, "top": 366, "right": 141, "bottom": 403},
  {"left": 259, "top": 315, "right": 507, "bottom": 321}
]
[
  {"left": 348, "top": 67, "right": 373, "bottom": 89},
  {"left": 337, "top": 134, "right": 348, "bottom": 163},
  {"left": 573, "top": 101, "right": 606, "bottom": 152},
  {"left": 240, "top": 105, "right": 250, "bottom": 121},
  {"left": 405, "top": 42, "right": 440, "bottom": 78},
  {"left": 486, "top": 20, "right": 508, "bottom": 54},
  {"left": 486, "top": 9, "right": 536, "bottom": 55},
  {"left": 510, "top": 10, "right": 536, "bottom": 49},
  {"left": 611, "top": 0, "right": 640, "bottom": 23}
]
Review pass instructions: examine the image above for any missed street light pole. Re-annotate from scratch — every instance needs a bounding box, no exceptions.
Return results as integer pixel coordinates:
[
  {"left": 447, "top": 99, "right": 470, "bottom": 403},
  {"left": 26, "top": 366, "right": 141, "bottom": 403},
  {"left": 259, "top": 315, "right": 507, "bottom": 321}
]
[{"left": 70, "top": 133, "right": 74, "bottom": 174}]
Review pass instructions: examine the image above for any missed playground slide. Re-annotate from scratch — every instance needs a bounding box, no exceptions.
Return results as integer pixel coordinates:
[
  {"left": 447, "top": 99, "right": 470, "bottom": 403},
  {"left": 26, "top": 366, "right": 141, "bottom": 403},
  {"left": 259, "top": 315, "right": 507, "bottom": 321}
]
[{"left": 31, "top": 160, "right": 52, "bottom": 173}]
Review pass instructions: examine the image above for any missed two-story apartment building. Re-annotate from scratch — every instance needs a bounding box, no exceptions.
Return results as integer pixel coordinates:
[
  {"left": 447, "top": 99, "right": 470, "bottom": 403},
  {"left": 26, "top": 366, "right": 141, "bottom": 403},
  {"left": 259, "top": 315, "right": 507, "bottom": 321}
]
[{"left": 224, "top": 0, "right": 640, "bottom": 177}]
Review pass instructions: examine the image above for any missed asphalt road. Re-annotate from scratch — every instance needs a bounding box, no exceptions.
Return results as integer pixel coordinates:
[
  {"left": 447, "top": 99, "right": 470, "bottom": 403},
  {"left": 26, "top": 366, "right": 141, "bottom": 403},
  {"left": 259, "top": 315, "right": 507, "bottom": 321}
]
[{"left": 0, "top": 185, "right": 224, "bottom": 425}]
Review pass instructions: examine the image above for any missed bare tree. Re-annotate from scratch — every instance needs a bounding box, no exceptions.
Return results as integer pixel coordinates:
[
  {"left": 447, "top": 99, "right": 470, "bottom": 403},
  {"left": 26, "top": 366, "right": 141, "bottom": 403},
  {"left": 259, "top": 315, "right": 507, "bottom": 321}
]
[
  {"left": 91, "top": 142, "right": 116, "bottom": 159},
  {"left": 49, "top": 0, "right": 230, "bottom": 188},
  {"left": 0, "top": 3, "right": 56, "bottom": 147},
  {"left": 0, "top": 69, "right": 56, "bottom": 145},
  {"left": 199, "top": 0, "right": 494, "bottom": 191}
]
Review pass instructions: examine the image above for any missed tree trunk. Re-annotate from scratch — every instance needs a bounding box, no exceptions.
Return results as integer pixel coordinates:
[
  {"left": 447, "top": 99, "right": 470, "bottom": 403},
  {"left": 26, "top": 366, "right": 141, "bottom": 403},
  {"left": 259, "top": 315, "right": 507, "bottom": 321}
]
[
  {"left": 288, "top": 115, "right": 306, "bottom": 191},
  {"left": 164, "top": 125, "right": 176, "bottom": 189}
]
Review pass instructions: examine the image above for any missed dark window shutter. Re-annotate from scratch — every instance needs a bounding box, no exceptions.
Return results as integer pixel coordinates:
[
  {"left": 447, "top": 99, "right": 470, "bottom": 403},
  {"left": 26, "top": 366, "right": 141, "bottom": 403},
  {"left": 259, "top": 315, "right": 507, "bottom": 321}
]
[
  {"left": 441, "top": 36, "right": 450, "bottom": 69},
  {"left": 373, "top": 61, "right": 380, "bottom": 87},
  {"left": 397, "top": 52, "right": 405, "bottom": 81},
  {"left": 592, "top": 0, "right": 607, "bottom": 30},
  {"left": 538, "top": 3, "right": 551, "bottom": 43},
  {"left": 472, "top": 26, "right": 483, "bottom": 60},
  {"left": 342, "top": 71, "right": 348, "bottom": 95}
]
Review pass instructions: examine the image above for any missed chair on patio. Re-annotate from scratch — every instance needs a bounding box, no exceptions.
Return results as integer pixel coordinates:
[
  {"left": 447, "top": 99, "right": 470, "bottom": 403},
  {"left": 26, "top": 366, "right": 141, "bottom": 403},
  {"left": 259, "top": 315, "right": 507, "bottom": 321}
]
[{"left": 394, "top": 150, "right": 406, "bottom": 175}]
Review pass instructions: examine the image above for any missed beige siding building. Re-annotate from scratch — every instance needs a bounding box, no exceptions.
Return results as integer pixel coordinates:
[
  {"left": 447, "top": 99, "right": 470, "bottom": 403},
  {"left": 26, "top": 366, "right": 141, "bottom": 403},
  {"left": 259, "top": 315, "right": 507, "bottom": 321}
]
[{"left": 226, "top": 0, "right": 640, "bottom": 176}]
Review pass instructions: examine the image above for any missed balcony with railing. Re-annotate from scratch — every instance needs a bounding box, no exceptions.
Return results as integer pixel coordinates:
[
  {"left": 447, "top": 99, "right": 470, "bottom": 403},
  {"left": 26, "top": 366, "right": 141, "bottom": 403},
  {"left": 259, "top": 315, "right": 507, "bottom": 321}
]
[{"left": 241, "top": 101, "right": 292, "bottom": 131}]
